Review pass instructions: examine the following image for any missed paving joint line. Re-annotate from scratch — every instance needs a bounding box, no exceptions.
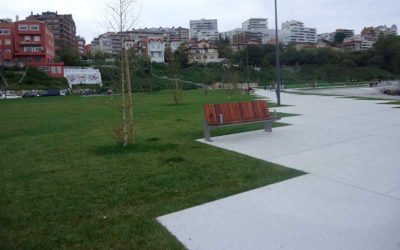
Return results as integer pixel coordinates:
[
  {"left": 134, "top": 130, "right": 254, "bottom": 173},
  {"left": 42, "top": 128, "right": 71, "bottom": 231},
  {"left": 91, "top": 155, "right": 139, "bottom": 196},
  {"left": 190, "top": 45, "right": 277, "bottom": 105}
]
[{"left": 311, "top": 173, "right": 400, "bottom": 202}]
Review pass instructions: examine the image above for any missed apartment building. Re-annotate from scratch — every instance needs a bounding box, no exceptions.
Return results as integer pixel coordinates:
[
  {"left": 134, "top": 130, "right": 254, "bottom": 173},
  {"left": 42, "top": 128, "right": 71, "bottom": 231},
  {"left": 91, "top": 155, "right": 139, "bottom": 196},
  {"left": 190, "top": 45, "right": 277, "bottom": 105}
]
[
  {"left": 281, "top": 20, "right": 317, "bottom": 45},
  {"left": 220, "top": 28, "right": 243, "bottom": 42},
  {"left": 146, "top": 38, "right": 165, "bottom": 63},
  {"left": 0, "top": 19, "right": 14, "bottom": 67},
  {"left": 188, "top": 40, "right": 219, "bottom": 64},
  {"left": 0, "top": 19, "right": 64, "bottom": 77},
  {"left": 27, "top": 11, "right": 76, "bottom": 53},
  {"left": 125, "top": 29, "right": 164, "bottom": 43},
  {"left": 361, "top": 25, "right": 398, "bottom": 42},
  {"left": 169, "top": 27, "right": 189, "bottom": 42},
  {"left": 318, "top": 32, "right": 334, "bottom": 42},
  {"left": 232, "top": 32, "right": 262, "bottom": 45},
  {"left": 335, "top": 29, "right": 355, "bottom": 38},
  {"left": 242, "top": 18, "right": 268, "bottom": 33},
  {"left": 342, "top": 35, "right": 374, "bottom": 51},
  {"left": 190, "top": 19, "right": 219, "bottom": 41},
  {"left": 76, "top": 36, "right": 85, "bottom": 56},
  {"left": 242, "top": 18, "right": 269, "bottom": 43},
  {"left": 92, "top": 32, "right": 128, "bottom": 56}
]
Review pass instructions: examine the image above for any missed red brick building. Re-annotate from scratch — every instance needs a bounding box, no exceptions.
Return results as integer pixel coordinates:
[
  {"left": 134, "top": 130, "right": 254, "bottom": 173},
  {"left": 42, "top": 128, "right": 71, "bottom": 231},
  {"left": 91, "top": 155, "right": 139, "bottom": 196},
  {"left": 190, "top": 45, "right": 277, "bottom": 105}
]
[{"left": 0, "top": 19, "right": 64, "bottom": 77}]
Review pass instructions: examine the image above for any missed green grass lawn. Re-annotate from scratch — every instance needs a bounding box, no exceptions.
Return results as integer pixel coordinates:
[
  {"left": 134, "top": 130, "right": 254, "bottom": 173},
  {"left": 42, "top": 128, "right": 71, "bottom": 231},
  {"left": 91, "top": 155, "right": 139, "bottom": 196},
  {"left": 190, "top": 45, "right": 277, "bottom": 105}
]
[{"left": 0, "top": 90, "right": 303, "bottom": 249}]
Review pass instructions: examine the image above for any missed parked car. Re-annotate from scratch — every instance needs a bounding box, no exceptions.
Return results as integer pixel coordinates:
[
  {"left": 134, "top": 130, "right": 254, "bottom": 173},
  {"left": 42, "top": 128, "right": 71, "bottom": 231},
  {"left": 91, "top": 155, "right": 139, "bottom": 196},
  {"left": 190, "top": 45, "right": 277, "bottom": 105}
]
[
  {"left": 0, "top": 92, "right": 22, "bottom": 99},
  {"left": 23, "top": 91, "right": 39, "bottom": 98},
  {"left": 41, "top": 89, "right": 61, "bottom": 97},
  {"left": 60, "top": 89, "right": 69, "bottom": 96}
]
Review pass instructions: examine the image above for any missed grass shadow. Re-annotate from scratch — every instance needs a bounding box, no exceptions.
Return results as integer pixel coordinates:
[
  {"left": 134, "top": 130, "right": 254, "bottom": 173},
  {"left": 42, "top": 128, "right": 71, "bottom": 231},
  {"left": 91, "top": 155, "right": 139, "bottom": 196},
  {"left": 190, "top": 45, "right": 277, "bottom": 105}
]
[{"left": 92, "top": 142, "right": 178, "bottom": 156}]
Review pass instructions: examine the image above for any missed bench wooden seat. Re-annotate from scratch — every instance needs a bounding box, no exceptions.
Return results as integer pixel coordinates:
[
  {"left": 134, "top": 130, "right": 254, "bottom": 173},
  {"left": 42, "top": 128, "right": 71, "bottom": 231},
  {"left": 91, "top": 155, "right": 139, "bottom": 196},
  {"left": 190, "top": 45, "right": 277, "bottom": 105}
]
[{"left": 203, "top": 100, "right": 281, "bottom": 142}]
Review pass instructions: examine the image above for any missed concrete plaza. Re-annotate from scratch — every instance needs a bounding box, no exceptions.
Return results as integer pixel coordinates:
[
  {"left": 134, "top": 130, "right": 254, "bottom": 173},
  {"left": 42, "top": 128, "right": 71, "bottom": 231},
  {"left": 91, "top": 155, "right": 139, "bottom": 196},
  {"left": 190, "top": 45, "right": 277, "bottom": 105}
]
[{"left": 158, "top": 90, "right": 400, "bottom": 250}]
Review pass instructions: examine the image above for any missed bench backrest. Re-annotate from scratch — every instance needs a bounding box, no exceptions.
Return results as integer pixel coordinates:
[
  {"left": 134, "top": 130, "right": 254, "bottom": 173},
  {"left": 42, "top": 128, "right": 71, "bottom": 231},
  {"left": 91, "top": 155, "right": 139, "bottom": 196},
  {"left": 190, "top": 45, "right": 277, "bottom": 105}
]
[{"left": 204, "top": 100, "right": 271, "bottom": 125}]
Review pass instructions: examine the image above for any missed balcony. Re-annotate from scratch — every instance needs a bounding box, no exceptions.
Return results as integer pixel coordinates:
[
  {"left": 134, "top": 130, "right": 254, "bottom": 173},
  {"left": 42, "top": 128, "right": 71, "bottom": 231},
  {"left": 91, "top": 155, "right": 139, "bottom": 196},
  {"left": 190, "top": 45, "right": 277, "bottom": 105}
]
[
  {"left": 16, "top": 30, "right": 41, "bottom": 35},
  {"left": 14, "top": 49, "right": 46, "bottom": 56},
  {"left": 19, "top": 40, "right": 42, "bottom": 46}
]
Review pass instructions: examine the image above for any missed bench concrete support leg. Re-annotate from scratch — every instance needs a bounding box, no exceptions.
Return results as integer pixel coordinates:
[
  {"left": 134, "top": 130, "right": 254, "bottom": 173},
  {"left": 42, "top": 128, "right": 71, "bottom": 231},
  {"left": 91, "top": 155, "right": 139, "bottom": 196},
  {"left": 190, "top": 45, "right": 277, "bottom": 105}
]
[
  {"left": 264, "top": 121, "right": 272, "bottom": 132},
  {"left": 204, "top": 122, "right": 213, "bottom": 142}
]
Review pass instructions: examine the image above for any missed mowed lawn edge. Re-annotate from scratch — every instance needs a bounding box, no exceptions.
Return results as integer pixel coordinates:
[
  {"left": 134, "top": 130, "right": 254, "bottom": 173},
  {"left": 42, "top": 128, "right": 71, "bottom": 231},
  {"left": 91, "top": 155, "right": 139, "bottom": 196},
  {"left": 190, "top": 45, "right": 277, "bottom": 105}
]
[{"left": 0, "top": 90, "right": 304, "bottom": 249}]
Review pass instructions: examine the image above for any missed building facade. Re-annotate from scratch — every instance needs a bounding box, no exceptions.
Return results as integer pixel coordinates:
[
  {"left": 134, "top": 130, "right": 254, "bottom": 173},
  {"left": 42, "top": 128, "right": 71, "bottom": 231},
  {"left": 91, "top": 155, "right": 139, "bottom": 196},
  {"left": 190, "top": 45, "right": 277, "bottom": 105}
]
[
  {"left": 76, "top": 35, "right": 85, "bottom": 57},
  {"left": 361, "top": 25, "right": 398, "bottom": 42},
  {"left": 342, "top": 35, "right": 374, "bottom": 51},
  {"left": 146, "top": 38, "right": 165, "bottom": 63},
  {"left": 318, "top": 32, "right": 334, "bottom": 42},
  {"left": 335, "top": 29, "right": 355, "bottom": 38},
  {"left": 220, "top": 28, "right": 243, "bottom": 42},
  {"left": 232, "top": 32, "right": 262, "bottom": 45},
  {"left": 242, "top": 18, "right": 269, "bottom": 43},
  {"left": 190, "top": 19, "right": 219, "bottom": 41},
  {"left": 0, "top": 19, "right": 15, "bottom": 67},
  {"left": 0, "top": 19, "right": 64, "bottom": 77},
  {"left": 27, "top": 11, "right": 76, "bottom": 53},
  {"left": 188, "top": 40, "right": 219, "bottom": 64},
  {"left": 169, "top": 27, "right": 189, "bottom": 42},
  {"left": 281, "top": 20, "right": 317, "bottom": 45}
]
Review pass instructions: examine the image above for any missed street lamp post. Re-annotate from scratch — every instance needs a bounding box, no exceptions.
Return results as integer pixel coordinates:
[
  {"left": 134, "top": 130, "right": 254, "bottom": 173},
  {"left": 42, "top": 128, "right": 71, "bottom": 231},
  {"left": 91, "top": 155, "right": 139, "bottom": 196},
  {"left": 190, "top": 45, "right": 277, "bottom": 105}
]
[{"left": 274, "top": 0, "right": 281, "bottom": 105}]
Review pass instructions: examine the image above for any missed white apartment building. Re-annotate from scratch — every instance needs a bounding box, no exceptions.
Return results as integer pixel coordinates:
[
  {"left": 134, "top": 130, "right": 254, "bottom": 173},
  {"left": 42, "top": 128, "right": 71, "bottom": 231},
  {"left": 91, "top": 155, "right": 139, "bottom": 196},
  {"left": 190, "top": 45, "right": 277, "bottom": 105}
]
[
  {"left": 220, "top": 28, "right": 243, "bottom": 42},
  {"left": 281, "top": 20, "right": 317, "bottom": 45},
  {"left": 92, "top": 32, "right": 114, "bottom": 54},
  {"left": 318, "top": 32, "right": 334, "bottom": 42},
  {"left": 242, "top": 18, "right": 269, "bottom": 44},
  {"left": 242, "top": 18, "right": 268, "bottom": 33},
  {"left": 190, "top": 19, "right": 219, "bottom": 41},
  {"left": 343, "top": 35, "right": 374, "bottom": 51},
  {"left": 147, "top": 38, "right": 165, "bottom": 63}
]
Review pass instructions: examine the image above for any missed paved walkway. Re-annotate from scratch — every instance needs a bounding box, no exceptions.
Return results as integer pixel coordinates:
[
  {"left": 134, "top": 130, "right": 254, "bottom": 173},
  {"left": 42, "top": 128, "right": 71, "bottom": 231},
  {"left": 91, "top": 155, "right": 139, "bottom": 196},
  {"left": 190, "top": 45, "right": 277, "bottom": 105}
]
[
  {"left": 286, "top": 86, "right": 400, "bottom": 100},
  {"left": 158, "top": 90, "right": 400, "bottom": 250}
]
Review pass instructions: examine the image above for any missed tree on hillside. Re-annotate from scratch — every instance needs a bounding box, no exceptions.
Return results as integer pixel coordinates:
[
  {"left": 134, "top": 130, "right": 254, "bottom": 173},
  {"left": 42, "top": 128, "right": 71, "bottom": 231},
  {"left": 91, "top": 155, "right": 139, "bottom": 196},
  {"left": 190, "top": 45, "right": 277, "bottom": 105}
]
[
  {"left": 334, "top": 32, "right": 347, "bottom": 45},
  {"left": 174, "top": 45, "right": 189, "bottom": 68},
  {"left": 56, "top": 41, "right": 80, "bottom": 66},
  {"left": 374, "top": 35, "right": 400, "bottom": 74},
  {"left": 166, "top": 48, "right": 183, "bottom": 105},
  {"left": 106, "top": 0, "right": 138, "bottom": 146}
]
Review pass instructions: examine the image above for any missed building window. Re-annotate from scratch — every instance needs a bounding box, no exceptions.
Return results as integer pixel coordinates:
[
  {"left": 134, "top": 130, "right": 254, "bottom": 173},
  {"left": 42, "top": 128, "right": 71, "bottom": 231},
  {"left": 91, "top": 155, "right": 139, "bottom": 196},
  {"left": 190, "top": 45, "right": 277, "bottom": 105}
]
[
  {"left": 51, "top": 66, "right": 57, "bottom": 74},
  {"left": 4, "top": 39, "right": 11, "bottom": 45},
  {"left": 30, "top": 25, "right": 40, "bottom": 31},
  {"left": 57, "top": 66, "right": 62, "bottom": 74},
  {"left": 34, "top": 36, "right": 40, "bottom": 42},
  {"left": 0, "top": 29, "right": 10, "bottom": 35},
  {"left": 19, "top": 25, "right": 28, "bottom": 31},
  {"left": 34, "top": 56, "right": 41, "bottom": 62},
  {"left": 41, "top": 66, "right": 50, "bottom": 72},
  {"left": 24, "top": 35, "right": 31, "bottom": 41},
  {"left": 24, "top": 47, "right": 33, "bottom": 52},
  {"left": 0, "top": 40, "right": 2, "bottom": 45}
]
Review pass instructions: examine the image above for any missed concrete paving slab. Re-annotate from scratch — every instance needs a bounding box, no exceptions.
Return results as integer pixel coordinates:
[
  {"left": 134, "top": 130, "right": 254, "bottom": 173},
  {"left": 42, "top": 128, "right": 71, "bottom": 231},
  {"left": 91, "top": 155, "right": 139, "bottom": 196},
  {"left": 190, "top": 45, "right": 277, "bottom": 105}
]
[
  {"left": 286, "top": 86, "right": 400, "bottom": 100},
  {"left": 158, "top": 90, "right": 400, "bottom": 250},
  {"left": 158, "top": 175, "right": 400, "bottom": 250},
  {"left": 388, "top": 188, "right": 400, "bottom": 199}
]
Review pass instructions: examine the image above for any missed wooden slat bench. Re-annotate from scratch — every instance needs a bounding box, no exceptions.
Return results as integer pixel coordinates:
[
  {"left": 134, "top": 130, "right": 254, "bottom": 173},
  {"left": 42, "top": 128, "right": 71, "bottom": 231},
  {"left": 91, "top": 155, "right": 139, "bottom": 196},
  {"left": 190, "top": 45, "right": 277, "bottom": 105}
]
[{"left": 203, "top": 100, "right": 281, "bottom": 142}]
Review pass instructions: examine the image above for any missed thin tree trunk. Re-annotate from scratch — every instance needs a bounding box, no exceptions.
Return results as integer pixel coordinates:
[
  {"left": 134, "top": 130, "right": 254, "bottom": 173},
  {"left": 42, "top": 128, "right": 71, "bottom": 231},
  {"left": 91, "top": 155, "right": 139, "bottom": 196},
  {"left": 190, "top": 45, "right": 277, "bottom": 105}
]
[
  {"left": 120, "top": 51, "right": 128, "bottom": 147},
  {"left": 123, "top": 48, "right": 135, "bottom": 144},
  {"left": 0, "top": 72, "right": 8, "bottom": 87}
]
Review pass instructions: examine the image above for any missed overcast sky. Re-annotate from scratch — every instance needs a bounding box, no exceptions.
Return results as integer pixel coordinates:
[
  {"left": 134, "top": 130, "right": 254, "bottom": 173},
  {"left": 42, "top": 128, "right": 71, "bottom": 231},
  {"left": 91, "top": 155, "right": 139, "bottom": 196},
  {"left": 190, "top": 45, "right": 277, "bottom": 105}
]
[{"left": 0, "top": 0, "right": 398, "bottom": 42}]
